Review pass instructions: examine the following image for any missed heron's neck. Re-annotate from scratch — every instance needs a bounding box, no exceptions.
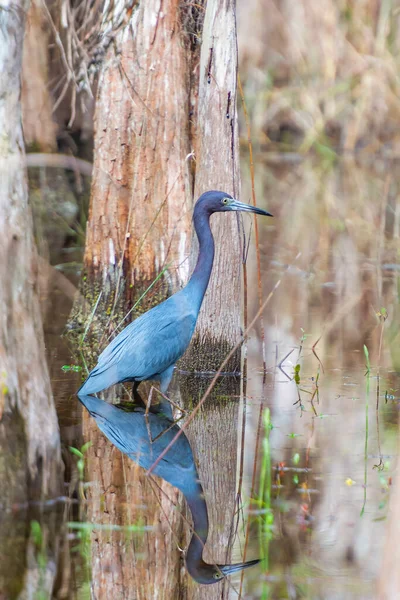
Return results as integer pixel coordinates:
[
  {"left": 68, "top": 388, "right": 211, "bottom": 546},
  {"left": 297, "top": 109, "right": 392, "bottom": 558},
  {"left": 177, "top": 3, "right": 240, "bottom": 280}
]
[
  {"left": 186, "top": 207, "right": 214, "bottom": 308},
  {"left": 184, "top": 483, "right": 211, "bottom": 580}
]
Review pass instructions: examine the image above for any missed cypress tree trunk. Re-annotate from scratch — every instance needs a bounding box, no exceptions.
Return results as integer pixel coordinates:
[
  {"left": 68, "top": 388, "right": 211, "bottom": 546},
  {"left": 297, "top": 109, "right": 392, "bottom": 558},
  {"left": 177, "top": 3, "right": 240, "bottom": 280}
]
[
  {"left": 0, "top": 2, "right": 62, "bottom": 597},
  {"left": 74, "top": 1, "right": 192, "bottom": 597},
  {"left": 179, "top": 2, "right": 244, "bottom": 599}
]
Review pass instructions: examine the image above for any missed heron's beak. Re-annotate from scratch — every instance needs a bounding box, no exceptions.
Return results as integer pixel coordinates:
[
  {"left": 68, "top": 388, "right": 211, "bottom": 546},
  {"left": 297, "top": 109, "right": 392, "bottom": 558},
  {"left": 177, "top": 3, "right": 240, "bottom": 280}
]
[
  {"left": 230, "top": 199, "right": 273, "bottom": 217},
  {"left": 218, "top": 558, "right": 261, "bottom": 577}
]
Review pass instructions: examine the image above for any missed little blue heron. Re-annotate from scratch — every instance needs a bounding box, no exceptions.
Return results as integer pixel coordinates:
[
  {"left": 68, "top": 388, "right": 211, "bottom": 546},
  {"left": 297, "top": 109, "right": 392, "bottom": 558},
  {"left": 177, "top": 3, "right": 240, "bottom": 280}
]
[
  {"left": 78, "top": 191, "right": 272, "bottom": 414},
  {"left": 78, "top": 393, "right": 260, "bottom": 584}
]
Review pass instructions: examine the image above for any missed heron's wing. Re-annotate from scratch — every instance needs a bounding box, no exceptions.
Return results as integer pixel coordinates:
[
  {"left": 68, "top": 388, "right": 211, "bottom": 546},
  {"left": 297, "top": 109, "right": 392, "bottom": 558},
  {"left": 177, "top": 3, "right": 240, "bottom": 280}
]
[{"left": 89, "top": 293, "right": 197, "bottom": 385}]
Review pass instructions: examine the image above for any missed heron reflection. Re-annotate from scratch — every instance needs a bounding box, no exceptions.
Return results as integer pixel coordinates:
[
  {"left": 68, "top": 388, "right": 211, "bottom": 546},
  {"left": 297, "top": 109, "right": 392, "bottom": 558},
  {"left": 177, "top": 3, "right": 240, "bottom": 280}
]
[{"left": 78, "top": 393, "right": 259, "bottom": 584}]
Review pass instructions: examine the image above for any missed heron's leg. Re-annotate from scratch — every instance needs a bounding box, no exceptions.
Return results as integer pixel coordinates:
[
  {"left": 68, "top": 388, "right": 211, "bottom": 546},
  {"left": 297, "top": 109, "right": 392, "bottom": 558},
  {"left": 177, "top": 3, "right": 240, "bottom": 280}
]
[
  {"left": 147, "top": 414, "right": 186, "bottom": 443},
  {"left": 143, "top": 387, "right": 175, "bottom": 442},
  {"left": 150, "top": 387, "right": 187, "bottom": 416},
  {"left": 150, "top": 365, "right": 188, "bottom": 418},
  {"left": 144, "top": 386, "right": 186, "bottom": 443},
  {"left": 154, "top": 366, "right": 177, "bottom": 418},
  {"left": 117, "top": 382, "right": 146, "bottom": 411},
  {"left": 144, "top": 385, "right": 156, "bottom": 442},
  {"left": 132, "top": 381, "right": 146, "bottom": 408}
]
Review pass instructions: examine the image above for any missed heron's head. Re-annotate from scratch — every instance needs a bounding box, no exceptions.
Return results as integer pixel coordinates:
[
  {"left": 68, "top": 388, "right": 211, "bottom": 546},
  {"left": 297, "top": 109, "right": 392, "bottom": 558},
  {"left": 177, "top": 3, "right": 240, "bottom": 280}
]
[
  {"left": 203, "top": 558, "right": 260, "bottom": 584},
  {"left": 195, "top": 190, "right": 273, "bottom": 217},
  {"left": 186, "top": 556, "right": 260, "bottom": 585}
]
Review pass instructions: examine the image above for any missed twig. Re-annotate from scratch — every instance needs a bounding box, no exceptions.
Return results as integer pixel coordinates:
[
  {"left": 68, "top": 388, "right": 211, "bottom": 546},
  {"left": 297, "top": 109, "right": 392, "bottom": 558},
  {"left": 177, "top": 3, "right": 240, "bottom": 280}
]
[
  {"left": 238, "top": 73, "right": 267, "bottom": 378},
  {"left": 81, "top": 291, "right": 102, "bottom": 345},
  {"left": 25, "top": 153, "right": 93, "bottom": 177}
]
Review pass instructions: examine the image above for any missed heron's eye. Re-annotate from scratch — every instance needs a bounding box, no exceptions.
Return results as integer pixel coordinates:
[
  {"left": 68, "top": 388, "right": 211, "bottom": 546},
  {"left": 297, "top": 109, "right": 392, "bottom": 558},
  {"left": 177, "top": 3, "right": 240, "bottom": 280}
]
[
  {"left": 213, "top": 572, "right": 220, "bottom": 579},
  {"left": 222, "top": 197, "right": 230, "bottom": 205}
]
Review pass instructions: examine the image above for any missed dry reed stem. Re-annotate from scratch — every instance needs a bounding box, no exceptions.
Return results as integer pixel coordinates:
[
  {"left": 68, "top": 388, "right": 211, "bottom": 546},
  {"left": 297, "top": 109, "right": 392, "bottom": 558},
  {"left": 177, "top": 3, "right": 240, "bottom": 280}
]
[{"left": 237, "top": 73, "right": 269, "bottom": 597}]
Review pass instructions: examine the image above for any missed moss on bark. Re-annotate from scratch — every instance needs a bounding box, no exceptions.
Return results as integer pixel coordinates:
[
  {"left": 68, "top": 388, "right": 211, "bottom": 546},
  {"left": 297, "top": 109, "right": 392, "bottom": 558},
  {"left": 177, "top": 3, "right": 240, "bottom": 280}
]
[
  {"left": 67, "top": 267, "right": 171, "bottom": 373},
  {"left": 178, "top": 334, "right": 241, "bottom": 411}
]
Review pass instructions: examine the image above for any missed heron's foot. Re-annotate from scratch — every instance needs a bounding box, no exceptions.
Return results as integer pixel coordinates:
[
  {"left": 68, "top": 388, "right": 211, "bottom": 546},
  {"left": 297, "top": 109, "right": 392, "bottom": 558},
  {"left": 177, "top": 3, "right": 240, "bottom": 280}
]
[{"left": 131, "top": 382, "right": 147, "bottom": 409}]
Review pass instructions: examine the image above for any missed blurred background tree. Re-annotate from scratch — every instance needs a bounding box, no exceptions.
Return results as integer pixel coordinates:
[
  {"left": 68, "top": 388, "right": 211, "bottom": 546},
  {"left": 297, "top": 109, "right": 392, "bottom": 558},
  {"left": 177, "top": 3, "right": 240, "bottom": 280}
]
[{"left": 0, "top": 1, "right": 62, "bottom": 597}]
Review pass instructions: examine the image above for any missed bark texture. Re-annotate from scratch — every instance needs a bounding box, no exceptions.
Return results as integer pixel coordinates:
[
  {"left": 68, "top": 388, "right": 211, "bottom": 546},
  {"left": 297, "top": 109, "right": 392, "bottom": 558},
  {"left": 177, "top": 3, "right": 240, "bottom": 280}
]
[
  {"left": 84, "top": 3, "right": 192, "bottom": 293},
  {"left": 0, "top": 1, "right": 62, "bottom": 596}
]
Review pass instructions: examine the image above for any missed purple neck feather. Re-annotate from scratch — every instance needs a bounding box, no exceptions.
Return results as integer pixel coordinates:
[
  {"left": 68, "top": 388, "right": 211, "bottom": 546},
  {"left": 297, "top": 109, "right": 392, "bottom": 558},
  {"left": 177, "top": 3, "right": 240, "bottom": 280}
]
[
  {"left": 186, "top": 205, "right": 215, "bottom": 309},
  {"left": 184, "top": 484, "right": 211, "bottom": 580}
]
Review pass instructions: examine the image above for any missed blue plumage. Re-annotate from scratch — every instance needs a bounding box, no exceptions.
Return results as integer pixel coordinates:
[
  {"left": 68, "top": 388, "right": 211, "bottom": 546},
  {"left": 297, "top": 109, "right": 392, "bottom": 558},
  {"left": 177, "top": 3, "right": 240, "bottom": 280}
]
[
  {"left": 78, "top": 191, "right": 272, "bottom": 413},
  {"left": 80, "top": 291, "right": 197, "bottom": 396}
]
